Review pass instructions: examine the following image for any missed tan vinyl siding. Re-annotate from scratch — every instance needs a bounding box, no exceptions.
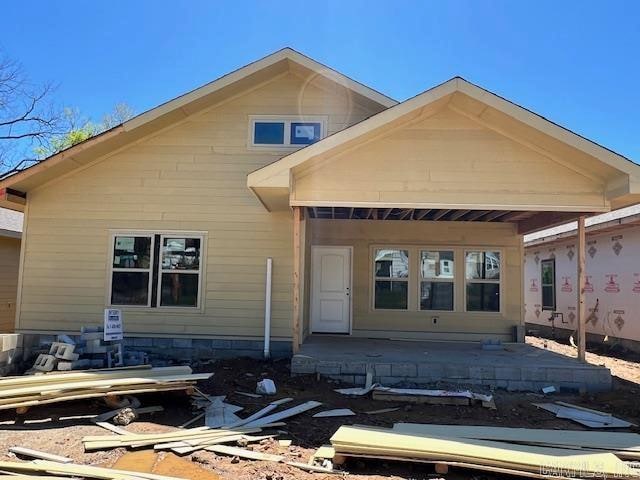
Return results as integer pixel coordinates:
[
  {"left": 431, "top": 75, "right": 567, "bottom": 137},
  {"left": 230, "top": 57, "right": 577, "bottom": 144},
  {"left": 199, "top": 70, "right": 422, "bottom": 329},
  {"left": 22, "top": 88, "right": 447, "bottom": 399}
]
[
  {"left": 309, "top": 219, "right": 522, "bottom": 341},
  {"left": 17, "top": 72, "right": 383, "bottom": 339},
  {"left": 0, "top": 237, "right": 20, "bottom": 332},
  {"left": 293, "top": 107, "right": 607, "bottom": 210}
]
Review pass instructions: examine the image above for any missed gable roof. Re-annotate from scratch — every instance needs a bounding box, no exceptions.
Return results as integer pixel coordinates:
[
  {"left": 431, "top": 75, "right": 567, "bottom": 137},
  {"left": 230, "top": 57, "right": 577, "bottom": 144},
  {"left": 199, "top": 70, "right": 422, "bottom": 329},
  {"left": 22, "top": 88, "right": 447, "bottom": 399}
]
[
  {"left": 0, "top": 47, "right": 396, "bottom": 208},
  {"left": 0, "top": 207, "right": 22, "bottom": 239},
  {"left": 248, "top": 77, "right": 640, "bottom": 204}
]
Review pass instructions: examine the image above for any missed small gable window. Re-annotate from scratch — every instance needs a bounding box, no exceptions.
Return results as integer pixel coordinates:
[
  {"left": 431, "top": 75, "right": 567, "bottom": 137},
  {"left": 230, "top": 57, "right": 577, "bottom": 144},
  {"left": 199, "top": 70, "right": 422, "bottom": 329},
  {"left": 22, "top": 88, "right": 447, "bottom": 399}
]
[{"left": 249, "top": 116, "right": 326, "bottom": 148}]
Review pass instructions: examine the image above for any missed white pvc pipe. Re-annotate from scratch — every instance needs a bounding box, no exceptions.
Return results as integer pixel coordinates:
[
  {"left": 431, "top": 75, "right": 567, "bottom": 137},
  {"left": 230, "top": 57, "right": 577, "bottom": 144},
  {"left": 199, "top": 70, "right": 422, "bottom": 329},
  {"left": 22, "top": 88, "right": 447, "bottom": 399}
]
[{"left": 264, "top": 257, "right": 273, "bottom": 359}]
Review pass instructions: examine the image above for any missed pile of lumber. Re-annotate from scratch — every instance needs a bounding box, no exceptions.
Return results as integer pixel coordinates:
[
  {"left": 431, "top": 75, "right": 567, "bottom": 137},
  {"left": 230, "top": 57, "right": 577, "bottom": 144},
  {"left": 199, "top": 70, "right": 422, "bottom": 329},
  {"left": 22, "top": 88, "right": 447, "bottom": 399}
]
[
  {"left": 0, "top": 366, "right": 210, "bottom": 412},
  {"left": 0, "top": 459, "right": 188, "bottom": 479},
  {"left": 329, "top": 424, "right": 640, "bottom": 479}
]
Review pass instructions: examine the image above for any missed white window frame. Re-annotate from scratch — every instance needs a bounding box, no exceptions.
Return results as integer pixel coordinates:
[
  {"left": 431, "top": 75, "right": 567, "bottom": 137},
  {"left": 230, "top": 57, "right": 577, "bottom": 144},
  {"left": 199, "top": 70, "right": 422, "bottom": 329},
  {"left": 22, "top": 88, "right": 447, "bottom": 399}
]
[
  {"left": 540, "top": 258, "right": 556, "bottom": 311},
  {"left": 156, "top": 234, "right": 205, "bottom": 309},
  {"left": 372, "top": 247, "right": 410, "bottom": 311},
  {"left": 464, "top": 249, "right": 503, "bottom": 313},
  {"left": 107, "top": 230, "right": 206, "bottom": 311},
  {"left": 248, "top": 115, "right": 327, "bottom": 150},
  {"left": 108, "top": 233, "right": 155, "bottom": 308},
  {"left": 419, "top": 249, "right": 455, "bottom": 312}
]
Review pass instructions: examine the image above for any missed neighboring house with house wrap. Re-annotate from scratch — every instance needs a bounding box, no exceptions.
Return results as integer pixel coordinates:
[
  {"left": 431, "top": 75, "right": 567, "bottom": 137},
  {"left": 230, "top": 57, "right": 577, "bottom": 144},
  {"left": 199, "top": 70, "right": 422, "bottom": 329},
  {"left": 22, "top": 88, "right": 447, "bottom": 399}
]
[
  {"left": 0, "top": 207, "right": 22, "bottom": 332},
  {"left": 0, "top": 48, "right": 639, "bottom": 364},
  {"left": 524, "top": 204, "right": 640, "bottom": 351}
]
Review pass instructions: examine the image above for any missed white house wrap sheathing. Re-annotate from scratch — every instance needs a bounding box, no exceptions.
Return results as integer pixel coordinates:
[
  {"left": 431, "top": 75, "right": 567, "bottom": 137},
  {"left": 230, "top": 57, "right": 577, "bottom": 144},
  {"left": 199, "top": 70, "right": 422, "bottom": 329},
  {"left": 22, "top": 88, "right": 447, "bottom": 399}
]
[{"left": 524, "top": 207, "right": 640, "bottom": 344}]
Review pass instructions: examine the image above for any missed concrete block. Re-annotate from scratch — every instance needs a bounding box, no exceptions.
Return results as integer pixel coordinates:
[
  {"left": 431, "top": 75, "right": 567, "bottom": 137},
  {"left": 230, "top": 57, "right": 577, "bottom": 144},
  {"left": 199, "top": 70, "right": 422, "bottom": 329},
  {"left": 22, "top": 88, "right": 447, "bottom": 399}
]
[
  {"left": 1, "top": 334, "right": 21, "bottom": 351},
  {"left": 172, "top": 338, "right": 192, "bottom": 349},
  {"left": 521, "top": 367, "right": 547, "bottom": 381},
  {"left": 353, "top": 375, "right": 366, "bottom": 385},
  {"left": 374, "top": 363, "right": 392, "bottom": 377},
  {"left": 330, "top": 374, "right": 354, "bottom": 384},
  {"left": 193, "top": 339, "right": 213, "bottom": 349},
  {"left": 153, "top": 338, "right": 172, "bottom": 348},
  {"left": 316, "top": 362, "right": 341, "bottom": 375},
  {"left": 291, "top": 362, "right": 317, "bottom": 374},
  {"left": 340, "top": 362, "right": 366, "bottom": 375},
  {"left": 546, "top": 368, "right": 574, "bottom": 383},
  {"left": 406, "top": 377, "right": 435, "bottom": 386},
  {"left": 417, "top": 363, "right": 444, "bottom": 380},
  {"left": 469, "top": 366, "right": 496, "bottom": 380},
  {"left": 270, "top": 341, "right": 292, "bottom": 354},
  {"left": 231, "top": 340, "right": 261, "bottom": 350},
  {"left": 211, "top": 339, "right": 233, "bottom": 350},
  {"left": 81, "top": 331, "right": 104, "bottom": 340},
  {"left": 33, "top": 354, "right": 56, "bottom": 372},
  {"left": 506, "top": 381, "right": 535, "bottom": 391},
  {"left": 495, "top": 367, "right": 522, "bottom": 380},
  {"left": 391, "top": 363, "right": 417, "bottom": 377},
  {"left": 379, "top": 376, "right": 404, "bottom": 386},
  {"left": 443, "top": 364, "right": 470, "bottom": 379},
  {"left": 133, "top": 337, "right": 153, "bottom": 347}
]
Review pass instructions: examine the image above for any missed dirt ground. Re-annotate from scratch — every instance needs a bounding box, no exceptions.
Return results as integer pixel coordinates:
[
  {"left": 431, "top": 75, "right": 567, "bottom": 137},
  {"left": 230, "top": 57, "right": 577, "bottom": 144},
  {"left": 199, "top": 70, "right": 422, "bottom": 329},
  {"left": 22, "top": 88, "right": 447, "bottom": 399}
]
[{"left": 1, "top": 339, "right": 640, "bottom": 480}]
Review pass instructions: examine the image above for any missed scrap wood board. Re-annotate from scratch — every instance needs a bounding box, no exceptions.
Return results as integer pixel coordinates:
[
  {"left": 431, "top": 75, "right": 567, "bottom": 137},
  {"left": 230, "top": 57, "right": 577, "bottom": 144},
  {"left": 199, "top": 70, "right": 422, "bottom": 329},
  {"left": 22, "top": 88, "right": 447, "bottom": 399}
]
[
  {"left": 533, "top": 403, "right": 634, "bottom": 428},
  {"left": 393, "top": 423, "right": 640, "bottom": 451},
  {"left": 372, "top": 390, "right": 470, "bottom": 405},
  {"left": 330, "top": 426, "right": 638, "bottom": 477}
]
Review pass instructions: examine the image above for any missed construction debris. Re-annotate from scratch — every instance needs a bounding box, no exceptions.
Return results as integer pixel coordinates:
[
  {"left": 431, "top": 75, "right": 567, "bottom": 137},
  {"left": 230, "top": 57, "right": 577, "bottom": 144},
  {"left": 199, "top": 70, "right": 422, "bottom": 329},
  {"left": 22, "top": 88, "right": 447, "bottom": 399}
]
[
  {"left": 534, "top": 402, "right": 634, "bottom": 428},
  {"left": 313, "top": 408, "right": 356, "bottom": 418},
  {"left": 364, "top": 407, "right": 400, "bottom": 415},
  {"left": 371, "top": 387, "right": 493, "bottom": 407},
  {"left": 0, "top": 459, "right": 188, "bottom": 479},
  {"left": 256, "top": 378, "right": 276, "bottom": 395},
  {"left": 329, "top": 425, "right": 640, "bottom": 478},
  {"left": 9, "top": 446, "right": 73, "bottom": 463},
  {"left": 0, "top": 366, "right": 210, "bottom": 412}
]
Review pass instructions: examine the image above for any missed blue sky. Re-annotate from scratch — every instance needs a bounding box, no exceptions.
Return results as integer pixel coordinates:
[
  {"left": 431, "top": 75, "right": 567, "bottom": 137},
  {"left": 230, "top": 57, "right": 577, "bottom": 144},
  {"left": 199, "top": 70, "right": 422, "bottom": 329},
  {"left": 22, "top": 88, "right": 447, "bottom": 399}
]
[{"left": 2, "top": 1, "right": 639, "bottom": 159}]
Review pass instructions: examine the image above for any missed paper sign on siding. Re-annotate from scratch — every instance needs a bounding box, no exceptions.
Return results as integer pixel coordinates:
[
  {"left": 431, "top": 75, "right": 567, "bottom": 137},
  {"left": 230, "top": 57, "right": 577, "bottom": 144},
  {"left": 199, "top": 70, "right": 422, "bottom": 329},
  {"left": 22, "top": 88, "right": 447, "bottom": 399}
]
[{"left": 104, "top": 308, "right": 123, "bottom": 341}]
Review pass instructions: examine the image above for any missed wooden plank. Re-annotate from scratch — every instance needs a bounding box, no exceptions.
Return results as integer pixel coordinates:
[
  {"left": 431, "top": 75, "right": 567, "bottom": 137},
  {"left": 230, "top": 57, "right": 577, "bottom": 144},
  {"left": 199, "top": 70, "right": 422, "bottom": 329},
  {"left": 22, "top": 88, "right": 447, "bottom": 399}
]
[
  {"left": 8, "top": 446, "right": 73, "bottom": 463},
  {"left": 244, "top": 401, "right": 322, "bottom": 428},
  {"left": 392, "top": 423, "right": 640, "bottom": 451},
  {"left": 312, "top": 408, "right": 356, "bottom": 418},
  {"left": 577, "top": 215, "right": 586, "bottom": 362},
  {"left": 205, "top": 444, "right": 284, "bottom": 462},
  {"left": 330, "top": 426, "right": 636, "bottom": 477},
  {"left": 292, "top": 206, "right": 301, "bottom": 354},
  {"left": 372, "top": 391, "right": 470, "bottom": 406}
]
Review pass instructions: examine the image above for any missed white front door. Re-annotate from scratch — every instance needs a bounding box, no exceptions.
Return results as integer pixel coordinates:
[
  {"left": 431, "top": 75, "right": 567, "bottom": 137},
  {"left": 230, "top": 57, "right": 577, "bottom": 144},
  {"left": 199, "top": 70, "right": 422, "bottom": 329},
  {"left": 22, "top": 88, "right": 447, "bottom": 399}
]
[{"left": 311, "top": 246, "right": 351, "bottom": 333}]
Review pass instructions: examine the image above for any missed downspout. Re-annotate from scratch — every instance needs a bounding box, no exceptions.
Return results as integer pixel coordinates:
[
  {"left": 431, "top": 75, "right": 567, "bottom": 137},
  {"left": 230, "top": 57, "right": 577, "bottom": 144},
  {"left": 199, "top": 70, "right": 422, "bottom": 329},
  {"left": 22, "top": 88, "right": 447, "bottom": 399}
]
[{"left": 264, "top": 257, "right": 273, "bottom": 359}]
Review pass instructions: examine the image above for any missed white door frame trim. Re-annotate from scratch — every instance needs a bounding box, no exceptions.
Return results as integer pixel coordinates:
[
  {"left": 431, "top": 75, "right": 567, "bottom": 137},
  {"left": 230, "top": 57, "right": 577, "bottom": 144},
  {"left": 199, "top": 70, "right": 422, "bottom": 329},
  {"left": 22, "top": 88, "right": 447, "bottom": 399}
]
[{"left": 310, "top": 245, "right": 353, "bottom": 335}]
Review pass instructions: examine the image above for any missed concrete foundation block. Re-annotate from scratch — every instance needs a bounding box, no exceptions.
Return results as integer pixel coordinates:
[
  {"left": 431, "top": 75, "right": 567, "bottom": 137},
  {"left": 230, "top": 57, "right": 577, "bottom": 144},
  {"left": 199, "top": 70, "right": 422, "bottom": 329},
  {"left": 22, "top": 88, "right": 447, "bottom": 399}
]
[
  {"left": 153, "top": 338, "right": 172, "bottom": 348},
  {"left": 231, "top": 340, "right": 261, "bottom": 350},
  {"left": 495, "top": 367, "right": 522, "bottom": 380},
  {"left": 443, "top": 364, "right": 470, "bottom": 379},
  {"left": 507, "top": 380, "right": 535, "bottom": 391},
  {"left": 316, "top": 362, "right": 341, "bottom": 375},
  {"left": 521, "top": 367, "right": 547, "bottom": 381},
  {"left": 172, "top": 338, "right": 193, "bottom": 349},
  {"left": 379, "top": 376, "right": 404, "bottom": 386},
  {"left": 340, "top": 362, "right": 367, "bottom": 375},
  {"left": 133, "top": 337, "right": 153, "bottom": 347},
  {"left": 374, "top": 363, "right": 392, "bottom": 377},
  {"left": 211, "top": 339, "right": 233, "bottom": 350},
  {"left": 546, "top": 368, "right": 574, "bottom": 382},
  {"left": 391, "top": 363, "right": 418, "bottom": 377},
  {"left": 469, "top": 366, "right": 496, "bottom": 380},
  {"left": 418, "top": 363, "right": 444, "bottom": 380}
]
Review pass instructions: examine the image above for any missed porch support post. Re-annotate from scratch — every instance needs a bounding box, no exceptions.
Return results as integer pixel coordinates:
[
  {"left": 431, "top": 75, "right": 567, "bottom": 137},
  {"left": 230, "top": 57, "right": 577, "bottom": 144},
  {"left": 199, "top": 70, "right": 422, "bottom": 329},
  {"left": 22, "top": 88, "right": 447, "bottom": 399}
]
[
  {"left": 292, "top": 206, "right": 303, "bottom": 354},
  {"left": 576, "top": 215, "right": 586, "bottom": 362}
]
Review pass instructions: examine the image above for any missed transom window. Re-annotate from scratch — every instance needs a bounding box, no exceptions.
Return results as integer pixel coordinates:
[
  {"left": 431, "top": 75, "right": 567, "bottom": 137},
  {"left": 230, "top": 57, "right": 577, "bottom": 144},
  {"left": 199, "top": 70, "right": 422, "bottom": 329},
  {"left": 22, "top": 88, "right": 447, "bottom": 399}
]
[
  {"left": 249, "top": 116, "right": 326, "bottom": 148},
  {"left": 420, "top": 250, "right": 454, "bottom": 311},
  {"left": 373, "top": 249, "right": 409, "bottom": 309},
  {"left": 110, "top": 233, "right": 204, "bottom": 308},
  {"left": 465, "top": 251, "right": 501, "bottom": 312},
  {"left": 541, "top": 259, "right": 556, "bottom": 311}
]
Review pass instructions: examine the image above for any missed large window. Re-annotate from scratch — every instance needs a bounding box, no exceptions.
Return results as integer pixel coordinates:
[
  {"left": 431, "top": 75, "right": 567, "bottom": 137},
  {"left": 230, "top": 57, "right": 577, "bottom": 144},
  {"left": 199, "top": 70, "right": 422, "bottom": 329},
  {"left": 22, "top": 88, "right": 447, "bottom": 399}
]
[
  {"left": 541, "top": 259, "right": 556, "bottom": 311},
  {"left": 420, "top": 250, "right": 454, "bottom": 311},
  {"left": 374, "top": 249, "right": 409, "bottom": 309},
  {"left": 110, "top": 233, "right": 204, "bottom": 308},
  {"left": 465, "top": 251, "right": 501, "bottom": 312},
  {"left": 249, "top": 116, "right": 326, "bottom": 148}
]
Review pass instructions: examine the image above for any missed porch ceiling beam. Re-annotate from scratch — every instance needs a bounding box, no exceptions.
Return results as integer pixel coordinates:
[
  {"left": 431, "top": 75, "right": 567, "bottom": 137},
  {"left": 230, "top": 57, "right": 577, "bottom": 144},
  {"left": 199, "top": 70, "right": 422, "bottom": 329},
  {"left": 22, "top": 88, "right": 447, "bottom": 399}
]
[
  {"left": 414, "top": 209, "right": 432, "bottom": 220},
  {"left": 483, "top": 210, "right": 511, "bottom": 222},
  {"left": 464, "top": 210, "right": 491, "bottom": 221},
  {"left": 431, "top": 209, "right": 451, "bottom": 221},
  {"left": 382, "top": 208, "right": 393, "bottom": 220},
  {"left": 517, "top": 211, "right": 587, "bottom": 235},
  {"left": 448, "top": 209, "right": 470, "bottom": 221},
  {"left": 399, "top": 209, "right": 414, "bottom": 220}
]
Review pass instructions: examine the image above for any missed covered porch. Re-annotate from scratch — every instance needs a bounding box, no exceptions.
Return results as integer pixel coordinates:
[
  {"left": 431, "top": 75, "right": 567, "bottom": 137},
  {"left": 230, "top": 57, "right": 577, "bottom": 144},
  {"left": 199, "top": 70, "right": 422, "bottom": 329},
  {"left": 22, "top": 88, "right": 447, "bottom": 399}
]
[
  {"left": 247, "top": 78, "right": 640, "bottom": 384},
  {"left": 291, "top": 335, "right": 612, "bottom": 392}
]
